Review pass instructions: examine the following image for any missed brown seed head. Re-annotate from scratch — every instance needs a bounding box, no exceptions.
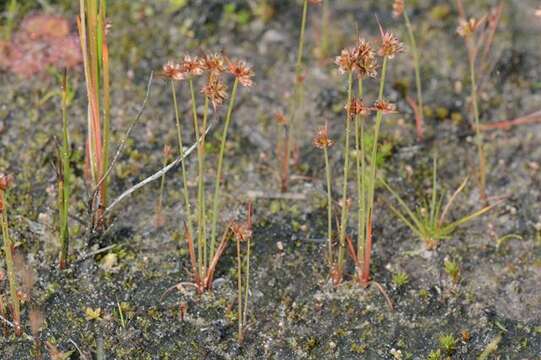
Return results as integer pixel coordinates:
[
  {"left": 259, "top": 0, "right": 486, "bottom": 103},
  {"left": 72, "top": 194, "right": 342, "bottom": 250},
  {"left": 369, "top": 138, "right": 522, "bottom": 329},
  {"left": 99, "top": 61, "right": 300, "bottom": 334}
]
[
  {"left": 180, "top": 55, "right": 204, "bottom": 76},
  {"left": 372, "top": 99, "right": 397, "bottom": 114},
  {"left": 163, "top": 144, "right": 173, "bottom": 160},
  {"left": 231, "top": 222, "right": 253, "bottom": 242},
  {"left": 313, "top": 123, "right": 334, "bottom": 149},
  {"left": 346, "top": 98, "right": 372, "bottom": 118},
  {"left": 335, "top": 47, "right": 357, "bottom": 74},
  {"left": 0, "top": 174, "right": 12, "bottom": 191},
  {"left": 162, "top": 61, "right": 184, "bottom": 80},
  {"left": 353, "top": 38, "right": 378, "bottom": 78},
  {"left": 275, "top": 111, "right": 288, "bottom": 126},
  {"left": 378, "top": 31, "right": 404, "bottom": 59},
  {"left": 29, "top": 308, "right": 44, "bottom": 336},
  {"left": 227, "top": 59, "right": 254, "bottom": 87},
  {"left": 457, "top": 18, "right": 482, "bottom": 38},
  {"left": 393, "top": 0, "right": 404, "bottom": 18},
  {"left": 201, "top": 53, "right": 226, "bottom": 74},
  {"left": 202, "top": 76, "right": 228, "bottom": 109}
]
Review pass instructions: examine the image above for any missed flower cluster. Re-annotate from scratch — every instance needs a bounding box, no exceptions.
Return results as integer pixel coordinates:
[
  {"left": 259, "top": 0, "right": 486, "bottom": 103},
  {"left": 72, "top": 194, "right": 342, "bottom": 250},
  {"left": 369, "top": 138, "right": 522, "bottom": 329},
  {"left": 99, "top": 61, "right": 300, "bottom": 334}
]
[
  {"left": 346, "top": 98, "right": 371, "bottom": 118},
  {"left": 335, "top": 38, "right": 378, "bottom": 78},
  {"left": 313, "top": 124, "right": 334, "bottom": 149},
  {"left": 308, "top": 0, "right": 323, "bottom": 4},
  {"left": 162, "top": 53, "right": 254, "bottom": 109},
  {"left": 346, "top": 98, "right": 397, "bottom": 118},
  {"left": 378, "top": 31, "right": 404, "bottom": 59},
  {"left": 457, "top": 18, "right": 482, "bottom": 38}
]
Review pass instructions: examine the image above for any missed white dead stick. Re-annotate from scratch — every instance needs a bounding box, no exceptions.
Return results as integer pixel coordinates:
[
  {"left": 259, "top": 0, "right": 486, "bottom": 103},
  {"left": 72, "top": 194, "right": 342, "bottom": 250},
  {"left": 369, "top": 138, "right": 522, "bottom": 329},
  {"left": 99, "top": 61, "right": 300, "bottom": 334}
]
[{"left": 105, "top": 124, "right": 212, "bottom": 215}]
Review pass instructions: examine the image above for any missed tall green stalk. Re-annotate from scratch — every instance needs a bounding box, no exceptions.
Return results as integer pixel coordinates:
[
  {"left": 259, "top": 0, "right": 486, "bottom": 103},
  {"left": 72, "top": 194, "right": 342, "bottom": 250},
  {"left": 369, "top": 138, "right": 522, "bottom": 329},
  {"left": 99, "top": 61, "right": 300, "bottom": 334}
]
[
  {"left": 209, "top": 78, "right": 239, "bottom": 262},
  {"left": 100, "top": 0, "right": 111, "bottom": 210},
  {"left": 0, "top": 190, "right": 21, "bottom": 336},
  {"left": 282, "top": 0, "right": 310, "bottom": 192},
  {"left": 362, "top": 58, "right": 388, "bottom": 283},
  {"left": 236, "top": 234, "right": 252, "bottom": 343},
  {"left": 171, "top": 81, "right": 194, "bottom": 242},
  {"left": 337, "top": 72, "right": 354, "bottom": 279},
  {"left": 197, "top": 96, "right": 210, "bottom": 276},
  {"left": 403, "top": 10, "right": 424, "bottom": 139},
  {"left": 354, "top": 79, "right": 365, "bottom": 263},
  {"left": 59, "top": 71, "right": 71, "bottom": 269},
  {"left": 468, "top": 51, "right": 486, "bottom": 201},
  {"left": 78, "top": 0, "right": 110, "bottom": 228},
  {"left": 323, "top": 145, "right": 333, "bottom": 267}
]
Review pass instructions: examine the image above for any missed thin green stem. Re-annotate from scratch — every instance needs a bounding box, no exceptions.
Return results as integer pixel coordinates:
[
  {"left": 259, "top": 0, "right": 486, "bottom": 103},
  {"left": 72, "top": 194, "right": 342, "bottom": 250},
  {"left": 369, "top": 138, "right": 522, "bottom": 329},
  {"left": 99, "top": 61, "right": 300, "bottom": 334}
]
[
  {"left": 403, "top": 11, "right": 423, "bottom": 129},
  {"left": 296, "top": 0, "right": 309, "bottom": 80},
  {"left": 0, "top": 191, "right": 21, "bottom": 336},
  {"left": 243, "top": 236, "right": 251, "bottom": 329},
  {"left": 236, "top": 238, "right": 243, "bottom": 342},
  {"left": 60, "top": 72, "right": 71, "bottom": 269},
  {"left": 337, "top": 72, "right": 354, "bottom": 278},
  {"left": 156, "top": 150, "right": 167, "bottom": 224},
  {"left": 210, "top": 79, "right": 239, "bottom": 262},
  {"left": 171, "top": 81, "right": 194, "bottom": 242},
  {"left": 198, "top": 96, "right": 209, "bottom": 275},
  {"left": 320, "top": 0, "right": 330, "bottom": 58},
  {"left": 354, "top": 79, "right": 365, "bottom": 263},
  {"left": 323, "top": 146, "right": 333, "bottom": 267},
  {"left": 365, "top": 57, "right": 388, "bottom": 256},
  {"left": 469, "top": 49, "right": 486, "bottom": 200}
]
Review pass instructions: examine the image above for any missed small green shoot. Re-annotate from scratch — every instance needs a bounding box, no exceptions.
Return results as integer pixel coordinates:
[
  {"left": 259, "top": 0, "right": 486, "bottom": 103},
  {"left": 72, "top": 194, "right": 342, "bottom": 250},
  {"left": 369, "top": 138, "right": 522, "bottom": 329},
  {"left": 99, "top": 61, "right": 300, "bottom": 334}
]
[
  {"left": 438, "top": 334, "right": 457, "bottom": 355},
  {"left": 444, "top": 259, "right": 460, "bottom": 284},
  {"left": 382, "top": 155, "right": 495, "bottom": 250},
  {"left": 427, "top": 349, "right": 442, "bottom": 360},
  {"left": 392, "top": 271, "right": 410, "bottom": 288},
  {"left": 392, "top": 271, "right": 409, "bottom": 288}
]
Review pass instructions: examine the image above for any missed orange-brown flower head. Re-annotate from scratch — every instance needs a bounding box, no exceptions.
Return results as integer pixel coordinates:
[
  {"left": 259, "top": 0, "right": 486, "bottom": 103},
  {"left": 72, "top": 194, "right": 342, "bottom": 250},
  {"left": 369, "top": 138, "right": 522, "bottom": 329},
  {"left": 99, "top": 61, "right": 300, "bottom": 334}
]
[
  {"left": 202, "top": 76, "right": 228, "bottom": 109},
  {"left": 346, "top": 98, "right": 372, "bottom": 118},
  {"left": 275, "top": 111, "right": 288, "bottom": 126},
  {"left": 181, "top": 55, "right": 204, "bottom": 76},
  {"left": 0, "top": 174, "right": 12, "bottom": 191},
  {"left": 308, "top": 0, "right": 323, "bottom": 4},
  {"left": 162, "top": 61, "right": 184, "bottom": 80},
  {"left": 227, "top": 59, "right": 254, "bottom": 87},
  {"left": 231, "top": 222, "right": 253, "bottom": 242},
  {"left": 335, "top": 47, "right": 357, "bottom": 74},
  {"left": 201, "top": 53, "right": 226, "bottom": 74},
  {"left": 393, "top": 0, "right": 404, "bottom": 18},
  {"left": 372, "top": 99, "right": 397, "bottom": 114},
  {"left": 457, "top": 18, "right": 482, "bottom": 38},
  {"left": 353, "top": 39, "right": 378, "bottom": 78},
  {"left": 378, "top": 31, "right": 404, "bottom": 59},
  {"left": 313, "top": 124, "right": 334, "bottom": 149},
  {"left": 163, "top": 144, "right": 173, "bottom": 160}
]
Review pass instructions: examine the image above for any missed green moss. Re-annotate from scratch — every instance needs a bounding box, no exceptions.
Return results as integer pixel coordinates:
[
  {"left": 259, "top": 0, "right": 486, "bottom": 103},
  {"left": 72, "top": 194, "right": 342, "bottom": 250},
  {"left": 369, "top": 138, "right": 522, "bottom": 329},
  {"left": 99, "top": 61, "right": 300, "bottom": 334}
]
[
  {"left": 438, "top": 334, "right": 456, "bottom": 354},
  {"left": 392, "top": 272, "right": 410, "bottom": 288}
]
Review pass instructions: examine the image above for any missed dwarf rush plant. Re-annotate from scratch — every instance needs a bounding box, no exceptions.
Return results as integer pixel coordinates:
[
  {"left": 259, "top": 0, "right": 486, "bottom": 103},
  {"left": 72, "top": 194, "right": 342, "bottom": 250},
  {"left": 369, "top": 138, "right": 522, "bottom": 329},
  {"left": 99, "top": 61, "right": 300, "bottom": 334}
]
[
  {"left": 231, "top": 203, "right": 253, "bottom": 343},
  {"left": 0, "top": 174, "right": 21, "bottom": 336},
  {"left": 393, "top": 0, "right": 425, "bottom": 141},
  {"left": 162, "top": 53, "right": 254, "bottom": 293},
  {"left": 381, "top": 156, "right": 494, "bottom": 249},
  {"left": 77, "top": 0, "right": 111, "bottom": 229},
  {"left": 457, "top": 15, "right": 487, "bottom": 201},
  {"left": 326, "top": 24, "right": 402, "bottom": 286},
  {"left": 279, "top": 0, "right": 321, "bottom": 192}
]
